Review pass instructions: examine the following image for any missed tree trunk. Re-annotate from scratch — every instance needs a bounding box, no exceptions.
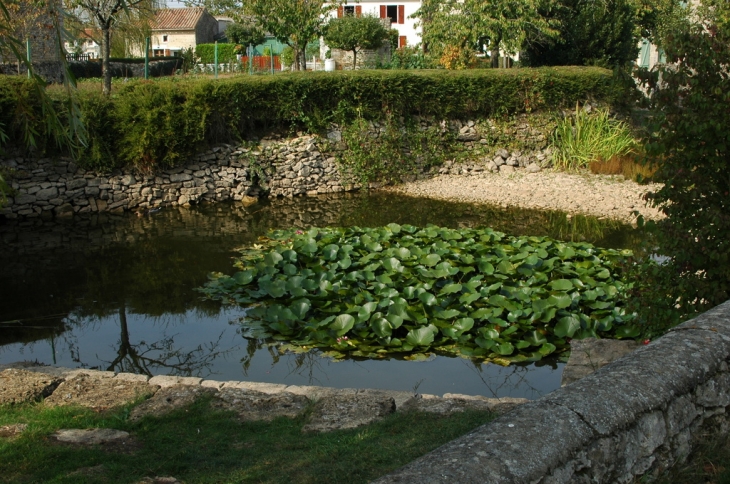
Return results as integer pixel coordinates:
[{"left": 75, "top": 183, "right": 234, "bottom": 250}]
[
  {"left": 102, "top": 24, "right": 112, "bottom": 96},
  {"left": 352, "top": 49, "right": 357, "bottom": 70},
  {"left": 491, "top": 34, "right": 502, "bottom": 68}
]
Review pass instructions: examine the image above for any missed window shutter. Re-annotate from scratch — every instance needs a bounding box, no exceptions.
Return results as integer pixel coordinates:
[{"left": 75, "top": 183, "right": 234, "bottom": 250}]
[
  {"left": 398, "top": 5, "right": 405, "bottom": 23},
  {"left": 337, "top": 6, "right": 343, "bottom": 18},
  {"left": 380, "top": 5, "right": 386, "bottom": 18},
  {"left": 399, "top": 35, "right": 407, "bottom": 48},
  {"left": 355, "top": 5, "right": 362, "bottom": 17}
]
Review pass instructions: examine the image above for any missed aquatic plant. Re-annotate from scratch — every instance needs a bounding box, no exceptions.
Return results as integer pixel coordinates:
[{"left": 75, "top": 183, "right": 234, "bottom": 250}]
[{"left": 200, "top": 225, "right": 638, "bottom": 364}]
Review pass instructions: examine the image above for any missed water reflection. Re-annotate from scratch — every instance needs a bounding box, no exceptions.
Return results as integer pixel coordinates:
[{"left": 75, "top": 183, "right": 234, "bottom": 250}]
[{"left": 0, "top": 192, "right": 643, "bottom": 397}]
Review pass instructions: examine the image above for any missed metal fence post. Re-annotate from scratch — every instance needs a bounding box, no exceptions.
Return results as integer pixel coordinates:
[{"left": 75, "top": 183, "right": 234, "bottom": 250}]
[
  {"left": 214, "top": 41, "right": 218, "bottom": 79},
  {"left": 144, "top": 37, "right": 150, "bottom": 79},
  {"left": 270, "top": 43, "right": 274, "bottom": 75},
  {"left": 26, "top": 38, "right": 31, "bottom": 78}
]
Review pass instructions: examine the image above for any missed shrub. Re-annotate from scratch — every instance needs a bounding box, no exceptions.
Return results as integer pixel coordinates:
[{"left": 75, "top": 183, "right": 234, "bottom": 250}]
[
  {"left": 550, "top": 105, "right": 636, "bottom": 171},
  {"left": 0, "top": 67, "right": 621, "bottom": 172},
  {"left": 195, "top": 44, "right": 238, "bottom": 65}
]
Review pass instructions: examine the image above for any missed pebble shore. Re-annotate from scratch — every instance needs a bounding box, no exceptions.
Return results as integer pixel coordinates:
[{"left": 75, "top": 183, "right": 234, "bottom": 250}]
[{"left": 383, "top": 170, "right": 664, "bottom": 225}]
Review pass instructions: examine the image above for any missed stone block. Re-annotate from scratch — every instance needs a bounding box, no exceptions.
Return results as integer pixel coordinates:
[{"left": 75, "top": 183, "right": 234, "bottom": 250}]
[{"left": 148, "top": 375, "right": 202, "bottom": 388}]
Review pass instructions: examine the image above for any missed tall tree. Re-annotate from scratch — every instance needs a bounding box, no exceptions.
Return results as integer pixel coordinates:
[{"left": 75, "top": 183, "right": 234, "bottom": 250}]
[
  {"left": 324, "top": 14, "right": 387, "bottom": 70},
  {"left": 522, "top": 0, "right": 639, "bottom": 67},
  {"left": 415, "top": 0, "right": 560, "bottom": 68},
  {"left": 66, "top": 0, "right": 157, "bottom": 96},
  {"left": 245, "top": 0, "right": 340, "bottom": 71}
]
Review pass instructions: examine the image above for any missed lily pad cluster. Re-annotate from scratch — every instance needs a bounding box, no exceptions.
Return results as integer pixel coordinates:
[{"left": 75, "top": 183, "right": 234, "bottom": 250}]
[{"left": 200, "top": 225, "right": 638, "bottom": 364}]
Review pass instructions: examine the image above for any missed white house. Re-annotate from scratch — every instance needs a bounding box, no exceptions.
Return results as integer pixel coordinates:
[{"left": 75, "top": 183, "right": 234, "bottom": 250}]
[{"left": 329, "top": 0, "right": 422, "bottom": 47}]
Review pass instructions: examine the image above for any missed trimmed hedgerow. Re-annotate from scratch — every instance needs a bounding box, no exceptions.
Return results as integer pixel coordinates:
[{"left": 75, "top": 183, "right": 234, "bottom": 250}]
[
  {"left": 1, "top": 67, "right": 619, "bottom": 172},
  {"left": 195, "top": 43, "right": 238, "bottom": 64}
]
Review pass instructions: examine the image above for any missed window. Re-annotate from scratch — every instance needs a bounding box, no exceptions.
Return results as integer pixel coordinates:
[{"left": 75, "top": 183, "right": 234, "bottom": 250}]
[
  {"left": 162, "top": 35, "right": 168, "bottom": 42},
  {"left": 338, "top": 5, "right": 362, "bottom": 17},
  {"left": 344, "top": 5, "right": 354, "bottom": 15},
  {"left": 380, "top": 5, "right": 405, "bottom": 24}
]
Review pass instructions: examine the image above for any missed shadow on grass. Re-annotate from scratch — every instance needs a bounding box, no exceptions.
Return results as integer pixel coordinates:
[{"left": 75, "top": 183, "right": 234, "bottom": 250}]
[{"left": 0, "top": 396, "right": 495, "bottom": 484}]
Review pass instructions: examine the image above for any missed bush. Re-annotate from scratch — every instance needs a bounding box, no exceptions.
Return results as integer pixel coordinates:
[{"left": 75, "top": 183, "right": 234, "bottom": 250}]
[
  {"left": 0, "top": 67, "right": 620, "bottom": 172},
  {"left": 195, "top": 44, "right": 238, "bottom": 65}
]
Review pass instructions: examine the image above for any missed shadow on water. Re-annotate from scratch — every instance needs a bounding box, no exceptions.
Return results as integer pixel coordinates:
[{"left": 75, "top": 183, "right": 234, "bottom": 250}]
[{"left": 0, "top": 192, "right": 645, "bottom": 397}]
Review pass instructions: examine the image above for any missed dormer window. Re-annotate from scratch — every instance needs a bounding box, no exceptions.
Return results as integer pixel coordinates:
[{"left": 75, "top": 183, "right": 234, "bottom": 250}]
[{"left": 163, "top": 35, "right": 168, "bottom": 42}]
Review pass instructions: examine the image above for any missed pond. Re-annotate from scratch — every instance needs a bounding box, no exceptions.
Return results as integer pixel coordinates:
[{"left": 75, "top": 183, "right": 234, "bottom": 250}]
[{"left": 0, "top": 192, "right": 645, "bottom": 399}]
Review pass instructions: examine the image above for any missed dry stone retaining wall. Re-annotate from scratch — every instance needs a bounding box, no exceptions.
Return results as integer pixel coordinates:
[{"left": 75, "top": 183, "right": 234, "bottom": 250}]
[
  {"left": 375, "top": 300, "right": 730, "bottom": 483},
  {"left": 1, "top": 114, "right": 556, "bottom": 220}
]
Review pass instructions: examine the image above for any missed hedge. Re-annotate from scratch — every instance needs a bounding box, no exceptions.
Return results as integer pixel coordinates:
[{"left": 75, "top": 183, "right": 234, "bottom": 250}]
[
  {"left": 0, "top": 67, "right": 620, "bottom": 172},
  {"left": 195, "top": 44, "right": 238, "bottom": 64}
]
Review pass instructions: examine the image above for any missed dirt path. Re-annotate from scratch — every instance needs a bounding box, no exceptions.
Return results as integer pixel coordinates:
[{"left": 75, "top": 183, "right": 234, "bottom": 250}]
[{"left": 382, "top": 171, "right": 664, "bottom": 225}]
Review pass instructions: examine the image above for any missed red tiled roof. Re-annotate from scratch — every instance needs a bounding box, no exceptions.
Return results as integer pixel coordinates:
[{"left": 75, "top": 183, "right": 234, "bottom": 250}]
[{"left": 152, "top": 7, "right": 207, "bottom": 31}]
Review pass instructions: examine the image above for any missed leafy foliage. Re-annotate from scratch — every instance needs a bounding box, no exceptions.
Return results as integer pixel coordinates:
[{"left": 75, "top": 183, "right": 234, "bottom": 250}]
[
  {"left": 633, "top": 0, "right": 730, "bottom": 332},
  {"left": 200, "top": 225, "right": 638, "bottom": 364},
  {"left": 415, "top": 0, "right": 561, "bottom": 68},
  {"left": 195, "top": 43, "right": 237, "bottom": 64},
  {"left": 224, "top": 20, "right": 266, "bottom": 46},
  {"left": 523, "top": 0, "right": 640, "bottom": 68},
  {"left": 324, "top": 14, "right": 388, "bottom": 70}
]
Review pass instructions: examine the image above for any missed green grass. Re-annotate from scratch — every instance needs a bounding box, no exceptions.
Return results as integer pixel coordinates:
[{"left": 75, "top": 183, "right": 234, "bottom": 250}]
[
  {"left": 651, "top": 431, "right": 730, "bottom": 484},
  {"left": 551, "top": 105, "right": 636, "bottom": 171},
  {"left": 0, "top": 397, "right": 495, "bottom": 484}
]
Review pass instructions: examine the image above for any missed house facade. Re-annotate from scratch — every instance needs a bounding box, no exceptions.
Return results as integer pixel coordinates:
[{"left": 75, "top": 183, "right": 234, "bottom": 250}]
[
  {"left": 138, "top": 7, "right": 218, "bottom": 57},
  {"left": 329, "top": 0, "right": 422, "bottom": 47}
]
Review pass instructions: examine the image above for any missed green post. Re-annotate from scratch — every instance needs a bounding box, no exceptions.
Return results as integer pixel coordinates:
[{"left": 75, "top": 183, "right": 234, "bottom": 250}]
[
  {"left": 270, "top": 43, "right": 274, "bottom": 75},
  {"left": 248, "top": 43, "right": 253, "bottom": 75},
  {"left": 144, "top": 37, "right": 150, "bottom": 79},
  {"left": 26, "top": 38, "right": 31, "bottom": 78},
  {"left": 214, "top": 41, "right": 218, "bottom": 79}
]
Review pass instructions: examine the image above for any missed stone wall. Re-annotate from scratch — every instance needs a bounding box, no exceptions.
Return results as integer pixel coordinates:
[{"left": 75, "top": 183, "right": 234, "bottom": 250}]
[
  {"left": 374, "top": 300, "right": 730, "bottom": 484},
  {"left": 0, "top": 114, "right": 558, "bottom": 220}
]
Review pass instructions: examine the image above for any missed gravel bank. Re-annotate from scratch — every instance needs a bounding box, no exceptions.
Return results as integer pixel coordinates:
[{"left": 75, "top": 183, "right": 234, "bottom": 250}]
[{"left": 382, "top": 171, "right": 664, "bottom": 225}]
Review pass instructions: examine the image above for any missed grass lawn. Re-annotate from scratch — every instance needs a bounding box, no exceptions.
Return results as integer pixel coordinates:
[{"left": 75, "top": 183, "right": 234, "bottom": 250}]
[{"left": 0, "top": 396, "right": 495, "bottom": 484}]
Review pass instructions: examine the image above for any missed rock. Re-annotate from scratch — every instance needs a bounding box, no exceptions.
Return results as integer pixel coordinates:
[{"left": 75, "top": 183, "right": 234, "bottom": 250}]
[
  {"left": 0, "top": 423, "right": 28, "bottom": 438},
  {"left": 35, "top": 187, "right": 58, "bottom": 201},
  {"left": 499, "top": 165, "right": 515, "bottom": 174},
  {"left": 327, "top": 130, "right": 342, "bottom": 142},
  {"left": 14, "top": 193, "right": 36, "bottom": 205},
  {"left": 457, "top": 127, "right": 480, "bottom": 142},
  {"left": 129, "top": 385, "right": 217, "bottom": 422},
  {"left": 54, "top": 203, "right": 74, "bottom": 217},
  {"left": 561, "top": 338, "right": 641, "bottom": 386},
  {"left": 44, "top": 373, "right": 158, "bottom": 411},
  {"left": 240, "top": 196, "right": 258, "bottom": 208},
  {"left": 0, "top": 369, "right": 64, "bottom": 405},
  {"left": 136, "top": 477, "right": 183, "bottom": 484},
  {"left": 53, "top": 428, "right": 129, "bottom": 445},
  {"left": 66, "top": 178, "right": 87, "bottom": 190},
  {"left": 526, "top": 163, "right": 541, "bottom": 173},
  {"left": 169, "top": 173, "right": 192, "bottom": 183},
  {"left": 496, "top": 148, "right": 509, "bottom": 158},
  {"left": 211, "top": 388, "right": 309, "bottom": 421},
  {"left": 486, "top": 161, "right": 498, "bottom": 172},
  {"left": 400, "top": 394, "right": 527, "bottom": 415},
  {"left": 120, "top": 175, "right": 136, "bottom": 186},
  {"left": 303, "top": 389, "right": 396, "bottom": 433},
  {"left": 493, "top": 156, "right": 505, "bottom": 166}
]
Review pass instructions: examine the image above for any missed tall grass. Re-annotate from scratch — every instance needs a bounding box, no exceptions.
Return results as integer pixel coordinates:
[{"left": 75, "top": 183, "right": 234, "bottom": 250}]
[
  {"left": 551, "top": 105, "right": 636, "bottom": 171},
  {"left": 588, "top": 153, "right": 658, "bottom": 182}
]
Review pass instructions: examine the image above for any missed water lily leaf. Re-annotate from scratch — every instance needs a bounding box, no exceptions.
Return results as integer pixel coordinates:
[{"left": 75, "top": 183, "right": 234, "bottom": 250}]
[
  {"left": 330, "top": 314, "right": 355, "bottom": 336},
  {"left": 372, "top": 318, "right": 392, "bottom": 338},
  {"left": 471, "top": 308, "right": 492, "bottom": 320},
  {"left": 459, "top": 292, "right": 481, "bottom": 305},
  {"left": 261, "top": 280, "right": 286, "bottom": 298},
  {"left": 497, "top": 260, "right": 515, "bottom": 274},
  {"left": 419, "top": 292, "right": 437, "bottom": 306},
  {"left": 495, "top": 342, "right": 514, "bottom": 356},
  {"left": 386, "top": 314, "right": 404, "bottom": 329},
  {"left": 406, "top": 324, "right": 437, "bottom": 346},
  {"left": 233, "top": 271, "right": 255, "bottom": 285},
  {"left": 264, "top": 251, "right": 283, "bottom": 267},
  {"left": 394, "top": 247, "right": 411, "bottom": 260},
  {"left": 402, "top": 286, "right": 417, "bottom": 299},
  {"left": 383, "top": 257, "right": 403, "bottom": 273},
  {"left": 539, "top": 342, "right": 557, "bottom": 356},
  {"left": 322, "top": 244, "right": 339, "bottom": 261},
  {"left": 376, "top": 274, "right": 393, "bottom": 285},
  {"left": 548, "top": 293, "right": 573, "bottom": 309},
  {"left": 290, "top": 299, "right": 311, "bottom": 319},
  {"left": 595, "top": 269, "right": 611, "bottom": 279},
  {"left": 387, "top": 223, "right": 402, "bottom": 234},
  {"left": 301, "top": 238, "right": 318, "bottom": 254},
  {"left": 422, "top": 254, "right": 441, "bottom": 267},
  {"left": 478, "top": 261, "right": 495, "bottom": 274},
  {"left": 440, "top": 283, "right": 462, "bottom": 295},
  {"left": 339, "top": 257, "right": 352, "bottom": 269},
  {"left": 281, "top": 249, "right": 297, "bottom": 262},
  {"left": 550, "top": 279, "right": 574, "bottom": 291},
  {"left": 554, "top": 315, "right": 581, "bottom": 338},
  {"left": 282, "top": 264, "right": 298, "bottom": 276},
  {"left": 453, "top": 318, "right": 475, "bottom": 333},
  {"left": 614, "top": 325, "right": 640, "bottom": 338},
  {"left": 435, "top": 309, "right": 461, "bottom": 319},
  {"left": 524, "top": 330, "right": 547, "bottom": 346}
]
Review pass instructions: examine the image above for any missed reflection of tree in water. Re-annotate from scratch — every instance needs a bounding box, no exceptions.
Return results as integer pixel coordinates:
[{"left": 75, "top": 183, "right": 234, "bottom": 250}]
[
  {"left": 462, "top": 357, "right": 560, "bottom": 399},
  {"left": 240, "top": 337, "right": 331, "bottom": 386}
]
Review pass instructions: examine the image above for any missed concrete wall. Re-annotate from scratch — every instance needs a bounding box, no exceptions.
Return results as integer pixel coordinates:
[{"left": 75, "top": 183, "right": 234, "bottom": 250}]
[{"left": 374, "top": 300, "right": 730, "bottom": 483}]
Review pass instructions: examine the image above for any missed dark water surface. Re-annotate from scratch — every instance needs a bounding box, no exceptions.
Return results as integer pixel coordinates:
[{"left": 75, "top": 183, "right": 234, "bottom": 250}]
[{"left": 0, "top": 192, "right": 644, "bottom": 399}]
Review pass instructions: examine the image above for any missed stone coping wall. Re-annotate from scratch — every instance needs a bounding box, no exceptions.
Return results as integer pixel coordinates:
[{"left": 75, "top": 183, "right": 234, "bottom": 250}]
[
  {"left": 0, "top": 114, "right": 557, "bottom": 220},
  {"left": 374, "top": 300, "right": 730, "bottom": 483}
]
